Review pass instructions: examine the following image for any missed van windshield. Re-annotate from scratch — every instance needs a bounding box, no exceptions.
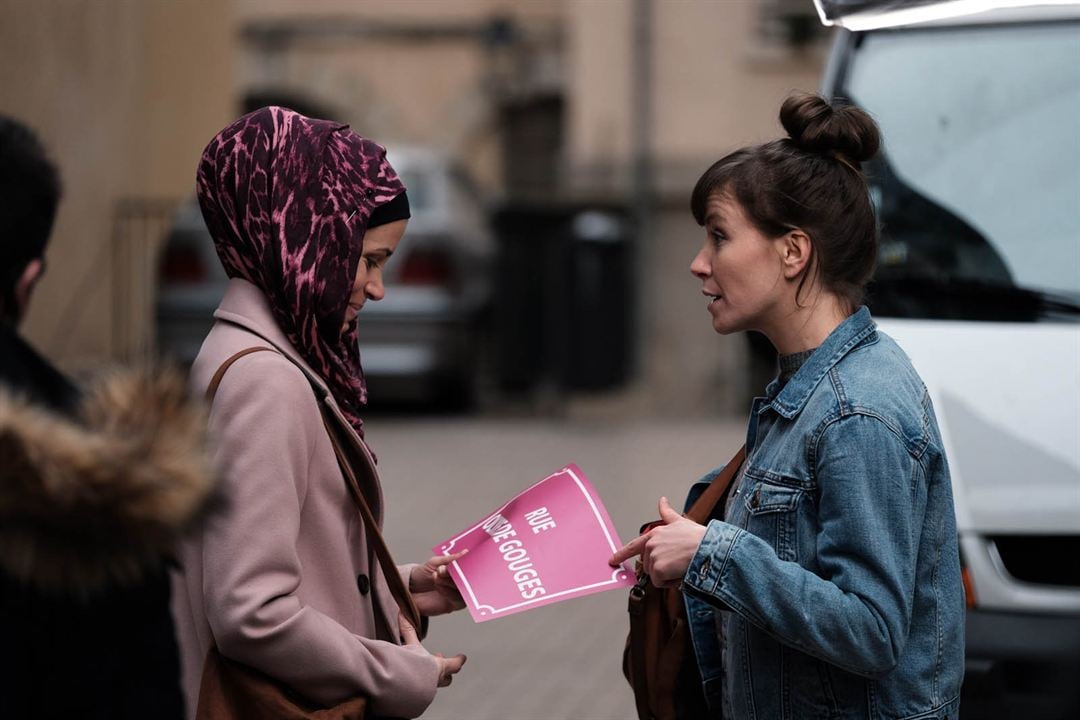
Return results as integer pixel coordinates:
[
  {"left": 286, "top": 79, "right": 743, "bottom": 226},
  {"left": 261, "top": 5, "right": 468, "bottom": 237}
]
[{"left": 842, "top": 21, "right": 1080, "bottom": 322}]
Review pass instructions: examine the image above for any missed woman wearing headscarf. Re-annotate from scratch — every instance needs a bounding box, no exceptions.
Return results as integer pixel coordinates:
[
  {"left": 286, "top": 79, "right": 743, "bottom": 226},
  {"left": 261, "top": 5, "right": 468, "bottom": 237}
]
[{"left": 172, "top": 106, "right": 466, "bottom": 720}]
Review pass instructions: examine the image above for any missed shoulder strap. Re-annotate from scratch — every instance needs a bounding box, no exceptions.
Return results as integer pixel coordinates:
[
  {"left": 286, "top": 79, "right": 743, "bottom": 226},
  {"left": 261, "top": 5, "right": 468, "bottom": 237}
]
[
  {"left": 205, "top": 347, "right": 274, "bottom": 402},
  {"left": 320, "top": 410, "right": 422, "bottom": 632},
  {"left": 205, "top": 346, "right": 422, "bottom": 632},
  {"left": 625, "top": 444, "right": 746, "bottom": 720},
  {"left": 685, "top": 446, "right": 746, "bottom": 524}
]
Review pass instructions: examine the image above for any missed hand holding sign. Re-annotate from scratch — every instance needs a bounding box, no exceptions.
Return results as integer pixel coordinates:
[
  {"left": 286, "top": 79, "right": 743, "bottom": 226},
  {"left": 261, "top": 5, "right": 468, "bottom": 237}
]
[
  {"left": 608, "top": 497, "right": 708, "bottom": 588},
  {"left": 409, "top": 550, "right": 469, "bottom": 616},
  {"left": 433, "top": 464, "right": 634, "bottom": 622}
]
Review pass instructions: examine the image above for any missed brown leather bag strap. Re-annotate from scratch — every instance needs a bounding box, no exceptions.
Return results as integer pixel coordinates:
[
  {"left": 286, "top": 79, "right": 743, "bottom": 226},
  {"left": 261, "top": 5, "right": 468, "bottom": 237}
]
[
  {"left": 685, "top": 446, "right": 746, "bottom": 524},
  {"left": 204, "top": 347, "right": 274, "bottom": 402},
  {"left": 624, "top": 444, "right": 747, "bottom": 720},
  {"left": 320, "top": 408, "right": 423, "bottom": 632},
  {"left": 627, "top": 588, "right": 652, "bottom": 720}
]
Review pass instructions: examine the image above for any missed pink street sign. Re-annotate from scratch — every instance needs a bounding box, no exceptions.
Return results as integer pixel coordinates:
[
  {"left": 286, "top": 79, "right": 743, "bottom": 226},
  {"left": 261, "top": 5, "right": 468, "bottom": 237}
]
[{"left": 433, "top": 464, "right": 635, "bottom": 623}]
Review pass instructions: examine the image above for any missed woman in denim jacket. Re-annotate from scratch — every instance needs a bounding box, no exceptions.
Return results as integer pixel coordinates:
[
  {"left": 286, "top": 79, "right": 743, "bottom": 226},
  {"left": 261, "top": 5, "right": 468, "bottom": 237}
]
[{"left": 611, "top": 93, "right": 964, "bottom": 719}]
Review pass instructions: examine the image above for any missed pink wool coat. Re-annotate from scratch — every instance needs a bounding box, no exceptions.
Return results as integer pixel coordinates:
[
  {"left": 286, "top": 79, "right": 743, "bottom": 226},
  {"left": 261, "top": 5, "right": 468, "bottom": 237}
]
[{"left": 172, "top": 278, "right": 439, "bottom": 719}]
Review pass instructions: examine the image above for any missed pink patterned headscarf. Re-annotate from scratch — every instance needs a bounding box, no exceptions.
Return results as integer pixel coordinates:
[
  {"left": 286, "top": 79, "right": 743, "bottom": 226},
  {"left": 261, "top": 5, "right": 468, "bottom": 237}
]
[{"left": 196, "top": 106, "right": 405, "bottom": 439}]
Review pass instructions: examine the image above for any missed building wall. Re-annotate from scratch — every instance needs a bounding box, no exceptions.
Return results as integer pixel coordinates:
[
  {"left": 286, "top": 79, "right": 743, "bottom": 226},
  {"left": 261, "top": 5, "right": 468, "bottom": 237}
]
[
  {"left": 240, "top": 28, "right": 498, "bottom": 180},
  {"left": 1, "top": 0, "right": 826, "bottom": 414},
  {"left": 0, "top": 0, "right": 234, "bottom": 368},
  {"left": 646, "top": 0, "right": 826, "bottom": 416},
  {"left": 652, "top": 0, "right": 824, "bottom": 172},
  {"left": 566, "top": 0, "right": 827, "bottom": 416},
  {"left": 565, "top": 0, "right": 634, "bottom": 194},
  {"left": 233, "top": 0, "right": 564, "bottom": 191}
]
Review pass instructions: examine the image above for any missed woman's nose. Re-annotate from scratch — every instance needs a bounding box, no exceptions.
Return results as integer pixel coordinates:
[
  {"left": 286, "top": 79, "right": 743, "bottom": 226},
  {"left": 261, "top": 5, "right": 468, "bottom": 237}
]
[
  {"left": 690, "top": 247, "right": 710, "bottom": 279},
  {"left": 366, "top": 276, "right": 385, "bottom": 302}
]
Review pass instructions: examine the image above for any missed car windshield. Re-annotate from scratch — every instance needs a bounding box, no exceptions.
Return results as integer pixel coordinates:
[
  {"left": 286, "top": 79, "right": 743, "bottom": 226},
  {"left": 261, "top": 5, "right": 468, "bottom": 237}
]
[{"left": 841, "top": 20, "right": 1080, "bottom": 322}]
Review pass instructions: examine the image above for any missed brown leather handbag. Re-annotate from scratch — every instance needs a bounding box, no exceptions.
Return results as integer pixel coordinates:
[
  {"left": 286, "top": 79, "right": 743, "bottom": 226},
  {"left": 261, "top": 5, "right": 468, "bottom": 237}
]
[
  {"left": 623, "top": 446, "right": 745, "bottom": 720},
  {"left": 195, "top": 347, "right": 423, "bottom": 720}
]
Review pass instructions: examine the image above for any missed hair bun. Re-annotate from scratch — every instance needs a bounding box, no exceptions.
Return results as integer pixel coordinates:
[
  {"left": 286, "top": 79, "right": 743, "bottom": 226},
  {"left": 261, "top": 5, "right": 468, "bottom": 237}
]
[{"left": 780, "top": 92, "right": 880, "bottom": 165}]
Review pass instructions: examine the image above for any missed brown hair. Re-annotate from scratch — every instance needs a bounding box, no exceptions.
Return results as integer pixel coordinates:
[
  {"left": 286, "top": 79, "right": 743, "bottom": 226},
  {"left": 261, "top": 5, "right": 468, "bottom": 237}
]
[{"left": 691, "top": 92, "right": 881, "bottom": 311}]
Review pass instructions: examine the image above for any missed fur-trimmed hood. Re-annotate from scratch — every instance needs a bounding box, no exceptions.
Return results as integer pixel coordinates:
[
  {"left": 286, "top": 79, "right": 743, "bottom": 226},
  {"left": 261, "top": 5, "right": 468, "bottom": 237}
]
[{"left": 0, "top": 368, "right": 214, "bottom": 595}]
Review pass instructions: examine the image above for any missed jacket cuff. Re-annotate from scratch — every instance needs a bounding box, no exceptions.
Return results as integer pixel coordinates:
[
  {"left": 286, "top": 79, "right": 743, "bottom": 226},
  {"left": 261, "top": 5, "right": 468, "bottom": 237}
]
[
  {"left": 683, "top": 520, "right": 743, "bottom": 596},
  {"left": 399, "top": 563, "right": 417, "bottom": 591},
  {"left": 397, "top": 563, "right": 429, "bottom": 639}
]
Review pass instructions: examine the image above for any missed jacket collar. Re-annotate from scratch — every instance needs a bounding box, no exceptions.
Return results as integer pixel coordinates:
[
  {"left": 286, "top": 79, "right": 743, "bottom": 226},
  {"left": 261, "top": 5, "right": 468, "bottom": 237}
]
[
  {"left": 0, "top": 367, "right": 213, "bottom": 594},
  {"left": 213, "top": 279, "right": 380, "bottom": 481},
  {"left": 0, "top": 320, "right": 80, "bottom": 415},
  {"left": 762, "top": 306, "right": 877, "bottom": 419},
  {"left": 213, "top": 278, "right": 332, "bottom": 399}
]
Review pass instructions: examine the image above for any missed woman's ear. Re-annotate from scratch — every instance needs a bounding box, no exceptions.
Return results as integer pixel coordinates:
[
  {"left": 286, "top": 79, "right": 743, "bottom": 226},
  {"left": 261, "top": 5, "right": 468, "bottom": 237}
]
[
  {"left": 778, "top": 229, "right": 812, "bottom": 280},
  {"left": 13, "top": 258, "right": 45, "bottom": 324}
]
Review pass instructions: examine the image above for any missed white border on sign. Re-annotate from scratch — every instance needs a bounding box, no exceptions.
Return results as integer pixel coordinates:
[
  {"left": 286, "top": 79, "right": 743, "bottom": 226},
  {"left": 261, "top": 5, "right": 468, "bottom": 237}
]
[{"left": 440, "top": 466, "right": 632, "bottom": 617}]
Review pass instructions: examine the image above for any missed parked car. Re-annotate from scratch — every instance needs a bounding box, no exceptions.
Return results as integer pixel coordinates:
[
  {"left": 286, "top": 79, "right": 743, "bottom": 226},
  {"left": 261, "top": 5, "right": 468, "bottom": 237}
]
[
  {"left": 155, "top": 147, "right": 492, "bottom": 407},
  {"left": 813, "top": 1, "right": 1080, "bottom": 717}
]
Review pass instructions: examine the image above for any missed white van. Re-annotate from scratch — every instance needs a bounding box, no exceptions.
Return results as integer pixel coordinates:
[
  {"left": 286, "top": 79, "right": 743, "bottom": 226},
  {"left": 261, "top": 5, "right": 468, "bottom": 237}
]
[{"left": 815, "top": 1, "right": 1080, "bottom": 716}]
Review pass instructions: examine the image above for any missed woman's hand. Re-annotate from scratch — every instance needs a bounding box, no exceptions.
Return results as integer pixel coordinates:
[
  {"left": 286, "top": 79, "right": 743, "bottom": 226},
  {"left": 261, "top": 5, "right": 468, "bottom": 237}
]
[
  {"left": 409, "top": 550, "right": 468, "bottom": 616},
  {"left": 399, "top": 615, "right": 466, "bottom": 688},
  {"left": 608, "top": 497, "right": 707, "bottom": 588}
]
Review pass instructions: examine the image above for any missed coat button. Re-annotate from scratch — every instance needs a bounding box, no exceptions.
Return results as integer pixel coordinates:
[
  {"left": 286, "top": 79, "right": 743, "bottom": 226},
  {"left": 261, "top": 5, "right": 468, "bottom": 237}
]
[
  {"left": 356, "top": 573, "right": 370, "bottom": 596},
  {"left": 750, "top": 487, "right": 761, "bottom": 509}
]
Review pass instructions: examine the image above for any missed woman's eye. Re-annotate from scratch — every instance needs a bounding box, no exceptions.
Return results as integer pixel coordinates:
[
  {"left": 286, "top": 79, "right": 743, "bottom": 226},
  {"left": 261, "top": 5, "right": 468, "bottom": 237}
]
[{"left": 711, "top": 231, "right": 726, "bottom": 244}]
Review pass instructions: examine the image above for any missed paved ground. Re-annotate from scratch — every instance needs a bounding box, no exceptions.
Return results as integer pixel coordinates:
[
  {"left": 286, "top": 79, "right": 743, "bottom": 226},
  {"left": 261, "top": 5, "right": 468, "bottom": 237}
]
[{"left": 367, "top": 415, "right": 745, "bottom": 720}]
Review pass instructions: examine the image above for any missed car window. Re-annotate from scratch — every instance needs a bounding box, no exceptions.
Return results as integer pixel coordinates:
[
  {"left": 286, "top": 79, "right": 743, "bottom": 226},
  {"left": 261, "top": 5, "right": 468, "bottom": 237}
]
[
  {"left": 842, "top": 21, "right": 1080, "bottom": 321},
  {"left": 396, "top": 168, "right": 430, "bottom": 212}
]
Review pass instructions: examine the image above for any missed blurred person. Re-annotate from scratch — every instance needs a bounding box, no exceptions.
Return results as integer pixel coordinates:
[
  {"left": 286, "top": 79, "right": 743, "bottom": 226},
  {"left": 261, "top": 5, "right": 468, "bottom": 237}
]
[
  {"left": 0, "top": 115, "right": 213, "bottom": 719},
  {"left": 172, "top": 106, "right": 466, "bottom": 720},
  {"left": 611, "top": 94, "right": 963, "bottom": 719}
]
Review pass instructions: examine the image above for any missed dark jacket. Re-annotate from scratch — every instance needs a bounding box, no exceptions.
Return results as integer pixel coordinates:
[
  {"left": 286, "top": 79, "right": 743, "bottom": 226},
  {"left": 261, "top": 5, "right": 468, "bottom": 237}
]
[{"left": 0, "top": 322, "right": 214, "bottom": 719}]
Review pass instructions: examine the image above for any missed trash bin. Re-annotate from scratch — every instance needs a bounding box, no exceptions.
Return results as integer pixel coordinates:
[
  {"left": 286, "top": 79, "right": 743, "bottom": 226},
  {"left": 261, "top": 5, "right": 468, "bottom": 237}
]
[
  {"left": 491, "top": 204, "right": 566, "bottom": 393},
  {"left": 492, "top": 203, "right": 634, "bottom": 394},
  {"left": 563, "top": 209, "right": 633, "bottom": 391}
]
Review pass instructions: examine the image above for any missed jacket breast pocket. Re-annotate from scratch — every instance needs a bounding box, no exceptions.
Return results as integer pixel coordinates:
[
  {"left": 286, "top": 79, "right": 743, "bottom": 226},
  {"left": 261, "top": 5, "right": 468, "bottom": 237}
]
[{"left": 743, "top": 480, "right": 803, "bottom": 562}]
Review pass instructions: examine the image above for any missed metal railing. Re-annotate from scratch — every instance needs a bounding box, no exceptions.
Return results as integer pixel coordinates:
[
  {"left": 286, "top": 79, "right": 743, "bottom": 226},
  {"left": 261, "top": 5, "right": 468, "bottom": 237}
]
[{"left": 110, "top": 197, "right": 180, "bottom": 362}]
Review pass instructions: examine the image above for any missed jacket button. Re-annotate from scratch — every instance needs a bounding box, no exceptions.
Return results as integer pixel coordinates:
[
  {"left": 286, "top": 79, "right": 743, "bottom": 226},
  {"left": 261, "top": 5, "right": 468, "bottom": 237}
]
[
  {"left": 365, "top": 187, "right": 375, "bottom": 198},
  {"left": 356, "top": 573, "right": 370, "bottom": 596},
  {"left": 750, "top": 487, "right": 761, "bottom": 509}
]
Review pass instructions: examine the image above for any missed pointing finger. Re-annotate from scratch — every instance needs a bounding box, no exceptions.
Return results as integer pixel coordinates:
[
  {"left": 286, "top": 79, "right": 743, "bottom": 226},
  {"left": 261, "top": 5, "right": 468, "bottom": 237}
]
[{"left": 609, "top": 533, "right": 648, "bottom": 566}]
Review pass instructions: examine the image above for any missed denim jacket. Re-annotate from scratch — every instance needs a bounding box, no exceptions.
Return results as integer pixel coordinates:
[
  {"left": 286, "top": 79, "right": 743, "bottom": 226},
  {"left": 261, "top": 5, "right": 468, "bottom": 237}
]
[{"left": 682, "top": 308, "right": 964, "bottom": 720}]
